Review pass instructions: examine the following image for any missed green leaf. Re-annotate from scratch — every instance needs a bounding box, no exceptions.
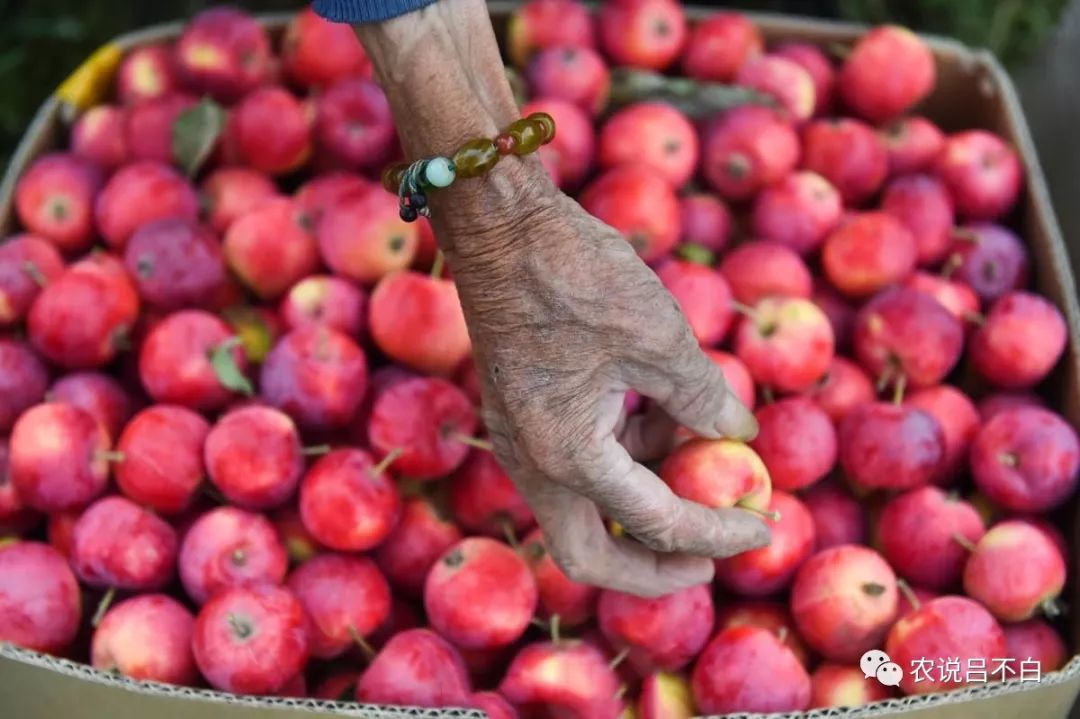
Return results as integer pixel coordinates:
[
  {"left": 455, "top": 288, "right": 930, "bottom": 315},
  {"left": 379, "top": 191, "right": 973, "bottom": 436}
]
[
  {"left": 172, "top": 96, "right": 225, "bottom": 178},
  {"left": 210, "top": 337, "right": 254, "bottom": 397},
  {"left": 607, "top": 68, "right": 774, "bottom": 119}
]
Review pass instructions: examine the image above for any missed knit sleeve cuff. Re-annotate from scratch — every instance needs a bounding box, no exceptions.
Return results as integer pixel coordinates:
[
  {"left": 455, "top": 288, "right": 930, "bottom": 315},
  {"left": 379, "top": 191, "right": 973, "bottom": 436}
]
[{"left": 312, "top": 0, "right": 441, "bottom": 24}]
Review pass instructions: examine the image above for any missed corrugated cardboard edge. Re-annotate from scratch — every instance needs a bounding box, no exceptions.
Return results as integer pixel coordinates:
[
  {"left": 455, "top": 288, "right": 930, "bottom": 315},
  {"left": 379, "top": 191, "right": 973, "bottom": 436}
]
[{"left": 2, "top": 7, "right": 1080, "bottom": 719}]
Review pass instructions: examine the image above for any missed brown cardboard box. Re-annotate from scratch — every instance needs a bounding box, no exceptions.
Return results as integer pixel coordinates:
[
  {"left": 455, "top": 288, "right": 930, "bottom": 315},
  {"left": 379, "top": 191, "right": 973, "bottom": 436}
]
[{"left": 2, "top": 6, "right": 1079, "bottom": 718}]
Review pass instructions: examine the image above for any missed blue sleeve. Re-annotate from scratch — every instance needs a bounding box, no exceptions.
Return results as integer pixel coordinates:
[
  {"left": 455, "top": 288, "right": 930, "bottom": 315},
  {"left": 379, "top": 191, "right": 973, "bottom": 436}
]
[{"left": 312, "top": 0, "right": 439, "bottom": 23}]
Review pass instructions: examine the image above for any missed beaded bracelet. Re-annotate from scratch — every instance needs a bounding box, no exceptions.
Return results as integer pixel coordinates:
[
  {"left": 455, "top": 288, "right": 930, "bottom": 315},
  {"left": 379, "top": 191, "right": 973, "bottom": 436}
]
[{"left": 380, "top": 112, "right": 557, "bottom": 223}]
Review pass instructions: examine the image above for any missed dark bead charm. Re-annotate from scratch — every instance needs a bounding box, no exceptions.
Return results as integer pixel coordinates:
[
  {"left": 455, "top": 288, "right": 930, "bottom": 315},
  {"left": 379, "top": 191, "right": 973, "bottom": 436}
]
[
  {"left": 382, "top": 163, "right": 409, "bottom": 193},
  {"left": 495, "top": 133, "right": 517, "bottom": 155},
  {"left": 529, "top": 112, "right": 557, "bottom": 144},
  {"left": 409, "top": 192, "right": 428, "bottom": 209},
  {"left": 452, "top": 138, "right": 500, "bottom": 178},
  {"left": 399, "top": 204, "right": 418, "bottom": 222}
]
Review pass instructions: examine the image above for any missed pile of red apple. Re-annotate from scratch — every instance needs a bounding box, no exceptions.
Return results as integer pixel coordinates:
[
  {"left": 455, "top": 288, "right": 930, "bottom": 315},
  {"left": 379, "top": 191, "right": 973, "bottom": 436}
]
[{"left": 1, "top": 1, "right": 1078, "bottom": 717}]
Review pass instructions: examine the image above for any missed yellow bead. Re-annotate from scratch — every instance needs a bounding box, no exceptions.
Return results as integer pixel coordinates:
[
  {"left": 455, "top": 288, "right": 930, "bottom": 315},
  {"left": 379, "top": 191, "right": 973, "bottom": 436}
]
[
  {"left": 452, "top": 138, "right": 500, "bottom": 179},
  {"left": 507, "top": 118, "right": 543, "bottom": 155},
  {"left": 529, "top": 112, "right": 556, "bottom": 144},
  {"left": 381, "top": 163, "right": 408, "bottom": 193}
]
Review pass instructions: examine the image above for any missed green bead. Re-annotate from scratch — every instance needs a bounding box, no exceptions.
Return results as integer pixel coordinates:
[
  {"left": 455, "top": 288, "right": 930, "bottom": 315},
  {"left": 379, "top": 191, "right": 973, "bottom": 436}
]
[
  {"left": 507, "top": 118, "right": 543, "bottom": 155},
  {"left": 452, "top": 138, "right": 500, "bottom": 179},
  {"left": 423, "top": 157, "right": 456, "bottom": 188},
  {"left": 381, "top": 163, "right": 408, "bottom": 193},
  {"left": 529, "top": 112, "right": 556, "bottom": 144}
]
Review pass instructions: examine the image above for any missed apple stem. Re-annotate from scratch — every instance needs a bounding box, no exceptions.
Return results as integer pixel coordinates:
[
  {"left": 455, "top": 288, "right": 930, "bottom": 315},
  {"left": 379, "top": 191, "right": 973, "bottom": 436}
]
[
  {"left": 953, "top": 532, "right": 978, "bottom": 552},
  {"left": 952, "top": 227, "right": 980, "bottom": 243},
  {"left": 613, "top": 685, "right": 628, "bottom": 702},
  {"left": 875, "top": 364, "right": 896, "bottom": 395},
  {"left": 454, "top": 434, "right": 494, "bottom": 452},
  {"left": 775, "top": 626, "right": 789, "bottom": 644},
  {"left": 964, "top": 311, "right": 986, "bottom": 326},
  {"left": 549, "top": 614, "right": 561, "bottom": 644},
  {"left": 348, "top": 625, "right": 377, "bottom": 661},
  {"left": 302, "top": 444, "right": 331, "bottom": 457},
  {"left": 91, "top": 587, "right": 116, "bottom": 627},
  {"left": 730, "top": 300, "right": 760, "bottom": 323},
  {"left": 892, "top": 373, "right": 907, "bottom": 406},
  {"left": 896, "top": 578, "right": 921, "bottom": 611},
  {"left": 501, "top": 517, "right": 519, "bottom": 550},
  {"left": 22, "top": 261, "right": 47, "bottom": 288},
  {"left": 736, "top": 501, "right": 781, "bottom": 523},
  {"left": 940, "top": 253, "right": 963, "bottom": 279},
  {"left": 371, "top": 447, "right": 404, "bottom": 477},
  {"left": 1041, "top": 598, "right": 1065, "bottom": 619},
  {"left": 761, "top": 386, "right": 775, "bottom": 405},
  {"left": 95, "top": 450, "right": 126, "bottom": 463},
  {"left": 609, "top": 647, "right": 630, "bottom": 670},
  {"left": 430, "top": 251, "right": 445, "bottom": 280}
]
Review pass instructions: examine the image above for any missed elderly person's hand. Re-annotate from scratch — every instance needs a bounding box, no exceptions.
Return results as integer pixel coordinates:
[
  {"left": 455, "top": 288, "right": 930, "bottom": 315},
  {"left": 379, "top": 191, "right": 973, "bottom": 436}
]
[{"left": 354, "top": 0, "right": 770, "bottom": 596}]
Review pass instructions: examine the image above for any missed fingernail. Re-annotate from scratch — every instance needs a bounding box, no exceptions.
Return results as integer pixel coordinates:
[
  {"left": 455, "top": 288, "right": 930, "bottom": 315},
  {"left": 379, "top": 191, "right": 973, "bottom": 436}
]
[
  {"left": 751, "top": 523, "right": 772, "bottom": 549},
  {"left": 718, "top": 401, "right": 758, "bottom": 442}
]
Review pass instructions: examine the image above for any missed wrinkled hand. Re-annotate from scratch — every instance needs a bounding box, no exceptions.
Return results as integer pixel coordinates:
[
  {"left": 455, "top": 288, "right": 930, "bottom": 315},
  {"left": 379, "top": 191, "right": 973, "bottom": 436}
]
[{"left": 433, "top": 159, "right": 772, "bottom": 598}]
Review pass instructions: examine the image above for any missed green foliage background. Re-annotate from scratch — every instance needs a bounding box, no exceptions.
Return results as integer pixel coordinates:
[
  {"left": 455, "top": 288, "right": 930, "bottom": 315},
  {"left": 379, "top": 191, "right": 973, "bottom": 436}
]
[{"left": 0, "top": 0, "right": 1067, "bottom": 167}]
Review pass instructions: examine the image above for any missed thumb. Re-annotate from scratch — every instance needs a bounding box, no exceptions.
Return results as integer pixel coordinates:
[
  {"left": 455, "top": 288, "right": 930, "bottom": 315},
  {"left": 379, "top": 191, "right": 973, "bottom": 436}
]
[{"left": 655, "top": 344, "right": 758, "bottom": 442}]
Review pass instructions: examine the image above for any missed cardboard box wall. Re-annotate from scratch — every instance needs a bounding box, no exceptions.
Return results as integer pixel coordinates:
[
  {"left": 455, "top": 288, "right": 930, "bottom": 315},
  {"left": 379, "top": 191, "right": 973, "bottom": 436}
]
[{"left": 2, "top": 5, "right": 1079, "bottom": 718}]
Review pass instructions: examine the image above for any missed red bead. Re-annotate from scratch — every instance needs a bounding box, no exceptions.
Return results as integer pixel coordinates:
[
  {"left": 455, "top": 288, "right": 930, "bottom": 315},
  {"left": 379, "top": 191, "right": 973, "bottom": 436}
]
[{"left": 495, "top": 133, "right": 516, "bottom": 155}]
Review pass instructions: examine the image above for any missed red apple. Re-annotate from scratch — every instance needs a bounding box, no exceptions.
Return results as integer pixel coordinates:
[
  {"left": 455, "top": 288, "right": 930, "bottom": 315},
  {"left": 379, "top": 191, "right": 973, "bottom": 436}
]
[
  {"left": 598, "top": 0, "right": 687, "bottom": 71},
  {"left": 116, "top": 44, "right": 179, "bottom": 104},
  {"left": 822, "top": 212, "right": 916, "bottom": 298},
  {"left": 259, "top": 325, "right": 368, "bottom": 430},
  {"left": 877, "top": 487, "right": 985, "bottom": 589},
  {"left": 281, "top": 7, "right": 370, "bottom": 87},
  {"left": 905, "top": 385, "right": 980, "bottom": 484},
  {"left": 882, "top": 174, "right": 955, "bottom": 266},
  {"left": 811, "top": 279, "right": 857, "bottom": 352},
  {"left": 286, "top": 553, "right": 390, "bottom": 659},
  {"left": 897, "top": 584, "right": 940, "bottom": 620},
  {"left": 736, "top": 54, "right": 816, "bottom": 122},
  {"left": 313, "top": 670, "right": 361, "bottom": 701},
  {"left": 716, "top": 491, "right": 816, "bottom": 597},
  {"left": 970, "top": 407, "right": 1079, "bottom": 513},
  {"left": 691, "top": 626, "right": 811, "bottom": 714},
  {"left": 91, "top": 594, "right": 197, "bottom": 685},
  {"left": 314, "top": 78, "right": 396, "bottom": 171},
  {"left": 935, "top": 130, "right": 1022, "bottom": 221},
  {"left": 0, "top": 234, "right": 64, "bottom": 327},
  {"left": 0, "top": 439, "right": 39, "bottom": 535},
  {"left": 801, "top": 480, "right": 867, "bottom": 550},
  {"left": 124, "top": 217, "right": 226, "bottom": 310},
  {"left": 71, "top": 105, "right": 130, "bottom": 170},
  {"left": 654, "top": 259, "right": 734, "bottom": 346},
  {"left": 734, "top": 297, "right": 835, "bottom": 394},
  {"left": 598, "top": 102, "right": 696, "bottom": 187},
  {"left": 750, "top": 397, "right": 836, "bottom": 491},
  {"left": 810, "top": 663, "right": 894, "bottom": 708},
  {"left": 227, "top": 86, "right": 312, "bottom": 175},
  {"left": 425, "top": 537, "right": 537, "bottom": 649},
  {"left": 507, "top": 0, "right": 595, "bottom": 67},
  {"left": 0, "top": 541, "right": 81, "bottom": 653},
  {"left": 885, "top": 595, "right": 1006, "bottom": 695},
  {"left": 175, "top": 7, "right": 271, "bottom": 103},
  {"left": 470, "top": 692, "right": 519, "bottom": 719},
  {"left": 751, "top": 172, "right": 842, "bottom": 256},
  {"left": 499, "top": 640, "right": 624, "bottom": 719},
  {"left": 660, "top": 438, "right": 772, "bottom": 515},
  {"left": 192, "top": 584, "right": 308, "bottom": 695},
  {"left": 94, "top": 161, "right": 199, "bottom": 251},
  {"left": 299, "top": 448, "right": 401, "bottom": 552},
  {"left": 839, "top": 402, "right": 945, "bottom": 492},
  {"left": 293, "top": 171, "right": 375, "bottom": 228},
  {"left": 205, "top": 406, "right": 304, "bottom": 511},
  {"left": 901, "top": 271, "right": 980, "bottom": 322},
  {"left": 0, "top": 339, "right": 48, "bottom": 434},
  {"left": 801, "top": 118, "right": 888, "bottom": 204},
  {"left": 14, "top": 152, "right": 103, "bottom": 254},
  {"left": 178, "top": 506, "right": 288, "bottom": 605},
  {"left": 839, "top": 25, "right": 935, "bottom": 122},
  {"left": 139, "top": 310, "right": 250, "bottom": 412},
  {"left": 804, "top": 356, "right": 875, "bottom": 424},
  {"left": 681, "top": 12, "right": 762, "bottom": 82},
  {"left": 1003, "top": 619, "right": 1068, "bottom": 672},
  {"left": 357, "top": 628, "right": 471, "bottom": 706},
  {"left": 713, "top": 601, "right": 810, "bottom": 667},
  {"left": 10, "top": 402, "right": 110, "bottom": 513},
  {"left": 580, "top": 165, "right": 681, "bottom": 262},
  {"left": 225, "top": 197, "right": 320, "bottom": 299},
  {"left": 701, "top": 106, "right": 799, "bottom": 202},
  {"left": 970, "top": 291, "right": 1066, "bottom": 390},
  {"left": 369, "top": 271, "right": 470, "bottom": 377},
  {"left": 71, "top": 495, "right": 177, "bottom": 590},
  {"left": 718, "top": 240, "right": 813, "bottom": 306},
  {"left": 114, "top": 405, "right": 208, "bottom": 515},
  {"left": 853, "top": 286, "right": 964, "bottom": 389},
  {"left": 280, "top": 275, "right": 365, "bottom": 337},
  {"left": 199, "top": 167, "right": 279, "bottom": 234},
  {"left": 519, "top": 528, "right": 598, "bottom": 628},
  {"left": 375, "top": 496, "right": 463, "bottom": 596},
  {"left": 520, "top": 98, "right": 596, "bottom": 189},
  {"left": 48, "top": 372, "right": 133, "bottom": 443},
  {"left": 47, "top": 511, "right": 79, "bottom": 560},
  {"left": 945, "top": 222, "right": 1029, "bottom": 303},
  {"left": 678, "top": 194, "right": 732, "bottom": 253},
  {"left": 791, "top": 545, "right": 899, "bottom": 661},
  {"left": 598, "top": 583, "right": 713, "bottom": 674},
  {"left": 978, "top": 391, "right": 1046, "bottom": 422},
  {"left": 125, "top": 93, "right": 196, "bottom": 165},
  {"left": 450, "top": 450, "right": 534, "bottom": 537},
  {"left": 317, "top": 187, "right": 418, "bottom": 286},
  {"left": 774, "top": 42, "right": 836, "bottom": 116},
  {"left": 705, "top": 350, "right": 755, "bottom": 411},
  {"left": 528, "top": 46, "right": 610, "bottom": 117},
  {"left": 881, "top": 116, "right": 945, "bottom": 176},
  {"left": 270, "top": 506, "right": 321, "bottom": 565}
]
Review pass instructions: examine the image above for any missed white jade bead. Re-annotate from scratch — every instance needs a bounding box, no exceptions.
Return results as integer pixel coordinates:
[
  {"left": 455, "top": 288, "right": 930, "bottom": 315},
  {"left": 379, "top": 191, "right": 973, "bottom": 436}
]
[{"left": 424, "top": 157, "right": 456, "bottom": 188}]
